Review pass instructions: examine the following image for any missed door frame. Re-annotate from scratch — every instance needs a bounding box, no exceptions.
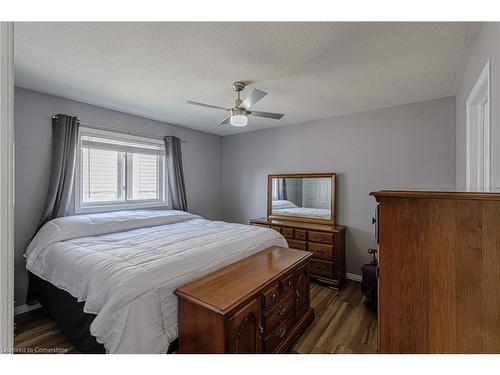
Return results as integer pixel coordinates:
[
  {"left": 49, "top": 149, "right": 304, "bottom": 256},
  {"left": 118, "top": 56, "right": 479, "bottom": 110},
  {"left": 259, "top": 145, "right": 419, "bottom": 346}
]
[
  {"left": 466, "top": 59, "right": 491, "bottom": 190},
  {"left": 0, "top": 21, "right": 15, "bottom": 353}
]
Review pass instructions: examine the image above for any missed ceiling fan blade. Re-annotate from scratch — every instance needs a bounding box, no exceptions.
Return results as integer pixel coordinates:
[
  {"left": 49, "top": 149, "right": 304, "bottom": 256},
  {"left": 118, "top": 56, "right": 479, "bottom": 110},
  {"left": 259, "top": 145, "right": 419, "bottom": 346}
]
[
  {"left": 249, "top": 110, "right": 284, "bottom": 120},
  {"left": 187, "top": 100, "right": 230, "bottom": 111},
  {"left": 218, "top": 116, "right": 231, "bottom": 125},
  {"left": 240, "top": 89, "right": 268, "bottom": 109}
]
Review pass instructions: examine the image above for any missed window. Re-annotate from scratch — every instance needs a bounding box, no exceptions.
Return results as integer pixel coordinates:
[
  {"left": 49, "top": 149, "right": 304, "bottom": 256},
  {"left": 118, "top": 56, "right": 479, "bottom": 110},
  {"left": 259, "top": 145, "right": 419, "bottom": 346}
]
[{"left": 75, "top": 127, "right": 166, "bottom": 213}]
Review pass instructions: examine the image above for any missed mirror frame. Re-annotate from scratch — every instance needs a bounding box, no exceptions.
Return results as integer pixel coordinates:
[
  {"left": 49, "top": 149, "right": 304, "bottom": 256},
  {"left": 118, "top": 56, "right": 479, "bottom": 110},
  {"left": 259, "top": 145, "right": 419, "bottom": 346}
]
[{"left": 267, "top": 173, "right": 337, "bottom": 225}]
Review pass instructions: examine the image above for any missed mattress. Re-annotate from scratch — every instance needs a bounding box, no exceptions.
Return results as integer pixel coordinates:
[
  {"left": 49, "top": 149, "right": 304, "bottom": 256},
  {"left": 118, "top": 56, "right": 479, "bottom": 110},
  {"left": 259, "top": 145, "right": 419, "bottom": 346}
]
[{"left": 25, "top": 210, "right": 287, "bottom": 353}]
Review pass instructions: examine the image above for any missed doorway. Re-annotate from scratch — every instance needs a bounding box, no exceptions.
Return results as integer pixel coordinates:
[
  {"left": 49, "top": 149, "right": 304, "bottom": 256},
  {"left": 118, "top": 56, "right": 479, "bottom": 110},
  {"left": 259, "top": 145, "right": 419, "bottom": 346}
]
[
  {"left": 0, "top": 21, "right": 15, "bottom": 353},
  {"left": 466, "top": 60, "right": 491, "bottom": 190}
]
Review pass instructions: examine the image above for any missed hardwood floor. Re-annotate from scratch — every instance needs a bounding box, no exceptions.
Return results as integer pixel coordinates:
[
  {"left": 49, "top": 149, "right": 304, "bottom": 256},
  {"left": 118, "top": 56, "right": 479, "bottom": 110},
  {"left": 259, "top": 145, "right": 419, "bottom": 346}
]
[
  {"left": 14, "top": 308, "right": 77, "bottom": 354},
  {"left": 14, "top": 280, "right": 377, "bottom": 354},
  {"left": 292, "top": 280, "right": 377, "bottom": 354}
]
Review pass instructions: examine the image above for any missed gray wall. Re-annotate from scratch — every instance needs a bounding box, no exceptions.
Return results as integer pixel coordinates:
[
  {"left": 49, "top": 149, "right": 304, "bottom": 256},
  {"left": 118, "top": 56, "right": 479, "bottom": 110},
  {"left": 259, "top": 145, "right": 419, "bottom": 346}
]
[
  {"left": 222, "top": 97, "right": 457, "bottom": 276},
  {"left": 14, "top": 88, "right": 457, "bottom": 305},
  {"left": 14, "top": 87, "right": 223, "bottom": 305},
  {"left": 284, "top": 178, "right": 303, "bottom": 206},
  {"left": 456, "top": 23, "right": 500, "bottom": 189}
]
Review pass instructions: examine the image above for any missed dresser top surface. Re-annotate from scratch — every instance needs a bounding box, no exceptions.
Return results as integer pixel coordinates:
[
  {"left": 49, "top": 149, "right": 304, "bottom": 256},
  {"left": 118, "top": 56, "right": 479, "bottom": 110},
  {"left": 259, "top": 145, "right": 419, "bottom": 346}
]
[
  {"left": 250, "top": 217, "right": 345, "bottom": 232},
  {"left": 370, "top": 189, "right": 500, "bottom": 201},
  {"left": 175, "top": 246, "right": 311, "bottom": 315}
]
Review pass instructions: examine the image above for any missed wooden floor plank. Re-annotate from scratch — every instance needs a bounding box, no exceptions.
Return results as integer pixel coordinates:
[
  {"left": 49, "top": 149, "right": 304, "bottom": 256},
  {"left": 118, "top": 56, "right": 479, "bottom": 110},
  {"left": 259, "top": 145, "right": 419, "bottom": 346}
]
[
  {"left": 14, "top": 280, "right": 377, "bottom": 354},
  {"left": 294, "top": 280, "right": 377, "bottom": 354}
]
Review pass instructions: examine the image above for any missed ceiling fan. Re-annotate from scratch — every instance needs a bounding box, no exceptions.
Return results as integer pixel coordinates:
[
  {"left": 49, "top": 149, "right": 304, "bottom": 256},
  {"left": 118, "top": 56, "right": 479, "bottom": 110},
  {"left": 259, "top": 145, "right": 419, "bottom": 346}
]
[{"left": 187, "top": 81, "right": 284, "bottom": 127}]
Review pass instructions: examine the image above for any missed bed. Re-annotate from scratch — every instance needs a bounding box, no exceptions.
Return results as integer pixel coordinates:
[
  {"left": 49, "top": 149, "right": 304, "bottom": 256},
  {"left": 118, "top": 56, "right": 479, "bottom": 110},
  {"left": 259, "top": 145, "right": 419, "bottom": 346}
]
[
  {"left": 271, "top": 200, "right": 331, "bottom": 220},
  {"left": 25, "top": 210, "right": 287, "bottom": 353}
]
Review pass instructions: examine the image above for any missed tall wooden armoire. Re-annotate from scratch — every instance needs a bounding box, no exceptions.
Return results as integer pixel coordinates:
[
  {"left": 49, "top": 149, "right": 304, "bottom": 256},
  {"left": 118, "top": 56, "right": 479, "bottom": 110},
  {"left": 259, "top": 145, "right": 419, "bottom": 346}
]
[{"left": 371, "top": 190, "right": 500, "bottom": 353}]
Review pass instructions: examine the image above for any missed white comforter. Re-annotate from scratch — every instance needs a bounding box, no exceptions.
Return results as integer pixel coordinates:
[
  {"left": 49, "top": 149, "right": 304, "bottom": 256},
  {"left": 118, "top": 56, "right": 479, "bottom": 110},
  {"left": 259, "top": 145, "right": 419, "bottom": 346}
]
[{"left": 25, "top": 210, "right": 287, "bottom": 353}]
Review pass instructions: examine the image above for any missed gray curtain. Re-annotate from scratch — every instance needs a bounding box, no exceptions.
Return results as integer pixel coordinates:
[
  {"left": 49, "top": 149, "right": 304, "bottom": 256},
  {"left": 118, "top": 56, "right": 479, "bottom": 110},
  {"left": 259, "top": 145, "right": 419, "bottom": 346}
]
[
  {"left": 164, "top": 136, "right": 187, "bottom": 211},
  {"left": 36, "top": 114, "right": 79, "bottom": 231},
  {"left": 277, "top": 178, "right": 288, "bottom": 200}
]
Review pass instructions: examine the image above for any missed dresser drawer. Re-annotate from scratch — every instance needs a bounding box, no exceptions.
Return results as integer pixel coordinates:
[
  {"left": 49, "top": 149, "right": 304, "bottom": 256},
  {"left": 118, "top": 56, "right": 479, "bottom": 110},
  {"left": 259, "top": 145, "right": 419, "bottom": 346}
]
[
  {"left": 310, "top": 259, "right": 333, "bottom": 279},
  {"left": 281, "top": 227, "right": 294, "bottom": 239},
  {"left": 287, "top": 239, "right": 307, "bottom": 251},
  {"left": 280, "top": 273, "right": 294, "bottom": 295},
  {"left": 263, "top": 292, "right": 294, "bottom": 334},
  {"left": 262, "top": 281, "right": 280, "bottom": 308},
  {"left": 270, "top": 225, "right": 282, "bottom": 233},
  {"left": 308, "top": 242, "right": 334, "bottom": 261},
  {"left": 263, "top": 313, "right": 295, "bottom": 353},
  {"left": 294, "top": 229, "right": 307, "bottom": 241},
  {"left": 308, "top": 231, "right": 334, "bottom": 244}
]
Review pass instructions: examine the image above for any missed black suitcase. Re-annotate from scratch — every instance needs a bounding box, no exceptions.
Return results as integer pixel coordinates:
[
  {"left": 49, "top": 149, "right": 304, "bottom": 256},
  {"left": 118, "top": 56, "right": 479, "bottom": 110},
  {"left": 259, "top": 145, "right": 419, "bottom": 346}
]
[{"left": 361, "top": 248, "right": 378, "bottom": 309}]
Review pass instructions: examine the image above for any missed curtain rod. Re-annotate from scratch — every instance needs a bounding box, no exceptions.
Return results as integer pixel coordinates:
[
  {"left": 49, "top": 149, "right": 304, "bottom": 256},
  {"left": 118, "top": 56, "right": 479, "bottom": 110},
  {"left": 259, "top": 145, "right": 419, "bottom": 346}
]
[{"left": 51, "top": 115, "right": 187, "bottom": 143}]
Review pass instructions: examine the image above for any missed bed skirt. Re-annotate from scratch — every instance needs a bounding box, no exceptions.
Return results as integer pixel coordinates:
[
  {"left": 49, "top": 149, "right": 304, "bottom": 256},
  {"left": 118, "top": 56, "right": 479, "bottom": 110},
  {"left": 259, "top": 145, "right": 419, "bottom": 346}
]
[{"left": 26, "top": 272, "right": 178, "bottom": 354}]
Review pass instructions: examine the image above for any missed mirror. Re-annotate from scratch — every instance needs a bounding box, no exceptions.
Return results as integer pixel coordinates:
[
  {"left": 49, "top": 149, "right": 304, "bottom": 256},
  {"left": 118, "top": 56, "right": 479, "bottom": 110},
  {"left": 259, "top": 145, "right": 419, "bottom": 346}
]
[{"left": 267, "top": 173, "right": 336, "bottom": 224}]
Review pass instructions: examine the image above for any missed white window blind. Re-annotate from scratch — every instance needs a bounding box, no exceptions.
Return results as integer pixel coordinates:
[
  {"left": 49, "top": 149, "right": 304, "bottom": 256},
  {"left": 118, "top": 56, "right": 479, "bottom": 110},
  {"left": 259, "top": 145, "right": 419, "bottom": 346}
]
[
  {"left": 77, "top": 128, "right": 166, "bottom": 212},
  {"left": 130, "top": 153, "right": 158, "bottom": 200},
  {"left": 81, "top": 147, "right": 119, "bottom": 203}
]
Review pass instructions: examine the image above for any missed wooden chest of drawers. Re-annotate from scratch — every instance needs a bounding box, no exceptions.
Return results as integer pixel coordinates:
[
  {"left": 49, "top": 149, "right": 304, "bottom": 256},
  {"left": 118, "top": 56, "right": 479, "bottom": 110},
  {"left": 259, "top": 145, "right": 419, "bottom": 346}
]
[
  {"left": 250, "top": 217, "right": 346, "bottom": 290},
  {"left": 175, "top": 247, "right": 314, "bottom": 353},
  {"left": 372, "top": 190, "right": 500, "bottom": 353}
]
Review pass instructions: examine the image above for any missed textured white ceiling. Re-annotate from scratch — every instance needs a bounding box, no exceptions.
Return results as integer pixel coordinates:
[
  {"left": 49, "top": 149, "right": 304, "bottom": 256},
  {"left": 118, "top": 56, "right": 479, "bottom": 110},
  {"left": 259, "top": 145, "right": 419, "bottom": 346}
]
[{"left": 14, "top": 22, "right": 479, "bottom": 136}]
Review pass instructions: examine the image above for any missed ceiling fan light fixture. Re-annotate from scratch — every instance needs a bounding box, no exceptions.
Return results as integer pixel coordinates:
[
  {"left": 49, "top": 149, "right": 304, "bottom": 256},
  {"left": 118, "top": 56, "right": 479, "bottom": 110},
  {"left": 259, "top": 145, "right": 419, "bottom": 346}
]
[
  {"left": 187, "top": 81, "right": 283, "bottom": 127},
  {"left": 230, "top": 114, "right": 248, "bottom": 127}
]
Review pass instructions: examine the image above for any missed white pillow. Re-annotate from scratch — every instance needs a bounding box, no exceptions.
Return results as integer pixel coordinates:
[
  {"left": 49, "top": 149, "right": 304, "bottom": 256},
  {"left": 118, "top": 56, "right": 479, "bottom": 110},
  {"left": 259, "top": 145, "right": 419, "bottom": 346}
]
[{"left": 24, "top": 210, "right": 201, "bottom": 259}]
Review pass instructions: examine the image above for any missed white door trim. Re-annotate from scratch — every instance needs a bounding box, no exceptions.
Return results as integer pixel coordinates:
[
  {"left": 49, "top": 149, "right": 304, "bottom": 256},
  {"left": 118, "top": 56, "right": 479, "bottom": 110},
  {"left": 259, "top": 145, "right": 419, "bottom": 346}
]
[
  {"left": 466, "top": 59, "right": 491, "bottom": 190},
  {"left": 0, "top": 22, "right": 15, "bottom": 354}
]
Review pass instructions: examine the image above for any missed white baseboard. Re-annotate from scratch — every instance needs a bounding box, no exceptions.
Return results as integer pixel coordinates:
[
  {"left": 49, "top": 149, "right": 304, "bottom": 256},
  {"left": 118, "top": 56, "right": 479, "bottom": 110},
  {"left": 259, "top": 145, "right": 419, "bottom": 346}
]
[
  {"left": 14, "top": 303, "right": 41, "bottom": 316},
  {"left": 346, "top": 272, "right": 362, "bottom": 282}
]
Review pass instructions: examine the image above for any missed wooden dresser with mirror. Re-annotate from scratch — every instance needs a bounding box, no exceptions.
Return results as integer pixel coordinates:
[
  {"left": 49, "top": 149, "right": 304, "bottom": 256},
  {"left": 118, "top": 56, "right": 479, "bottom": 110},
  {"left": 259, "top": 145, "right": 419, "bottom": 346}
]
[{"left": 250, "top": 173, "right": 346, "bottom": 290}]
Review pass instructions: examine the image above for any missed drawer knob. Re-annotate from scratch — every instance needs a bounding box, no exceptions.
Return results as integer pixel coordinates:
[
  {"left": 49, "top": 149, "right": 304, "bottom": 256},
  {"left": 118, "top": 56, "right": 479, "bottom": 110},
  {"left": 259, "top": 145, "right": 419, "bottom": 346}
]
[
  {"left": 272, "top": 293, "right": 276, "bottom": 299},
  {"left": 288, "top": 280, "right": 293, "bottom": 287},
  {"left": 277, "top": 326, "right": 287, "bottom": 338},
  {"left": 276, "top": 304, "right": 287, "bottom": 316},
  {"left": 317, "top": 250, "right": 324, "bottom": 255},
  {"left": 316, "top": 235, "right": 324, "bottom": 241},
  {"left": 295, "top": 290, "right": 300, "bottom": 299},
  {"left": 258, "top": 323, "right": 264, "bottom": 336}
]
